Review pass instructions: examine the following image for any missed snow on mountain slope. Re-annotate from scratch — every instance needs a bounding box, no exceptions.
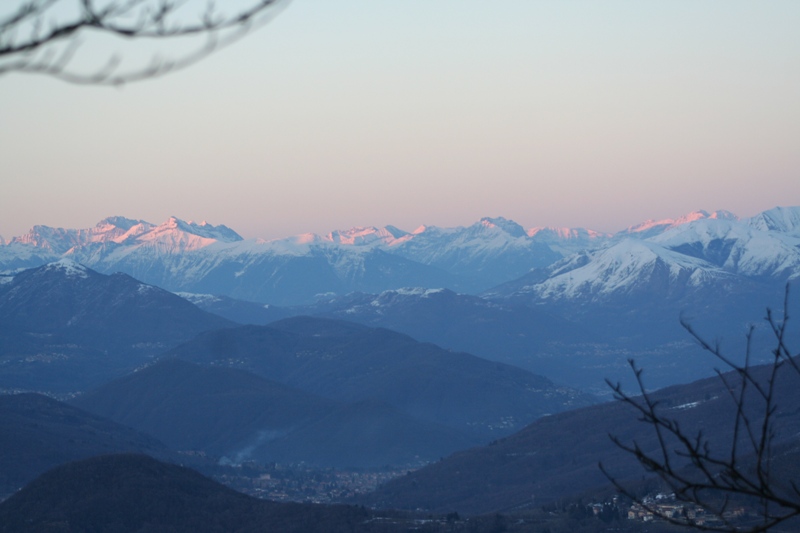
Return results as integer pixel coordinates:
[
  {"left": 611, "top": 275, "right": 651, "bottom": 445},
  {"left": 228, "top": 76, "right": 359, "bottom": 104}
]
[
  {"left": 0, "top": 242, "right": 59, "bottom": 272},
  {"left": 650, "top": 216, "right": 800, "bottom": 280},
  {"left": 385, "top": 217, "right": 561, "bottom": 289},
  {"left": 621, "top": 210, "right": 738, "bottom": 239},
  {"left": 120, "top": 216, "right": 240, "bottom": 248},
  {"left": 124, "top": 217, "right": 241, "bottom": 254},
  {"left": 746, "top": 206, "right": 800, "bottom": 236},
  {"left": 64, "top": 231, "right": 458, "bottom": 306},
  {"left": 3, "top": 207, "right": 799, "bottom": 305},
  {"left": 11, "top": 216, "right": 242, "bottom": 261},
  {"left": 324, "top": 225, "right": 410, "bottom": 246},
  {"left": 390, "top": 217, "right": 529, "bottom": 261},
  {"left": 527, "top": 226, "right": 611, "bottom": 256},
  {"left": 0, "top": 215, "right": 594, "bottom": 298},
  {"left": 519, "top": 239, "right": 737, "bottom": 302},
  {"left": 9, "top": 217, "right": 154, "bottom": 254},
  {"left": 41, "top": 258, "right": 90, "bottom": 279}
]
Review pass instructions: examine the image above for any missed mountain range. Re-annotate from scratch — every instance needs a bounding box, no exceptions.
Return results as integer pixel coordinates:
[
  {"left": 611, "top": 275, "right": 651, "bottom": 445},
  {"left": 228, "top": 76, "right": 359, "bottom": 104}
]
[
  {"left": 3, "top": 207, "right": 795, "bottom": 306},
  {"left": 3, "top": 208, "right": 799, "bottom": 393},
  {"left": 2, "top": 207, "right": 800, "bottom": 527}
]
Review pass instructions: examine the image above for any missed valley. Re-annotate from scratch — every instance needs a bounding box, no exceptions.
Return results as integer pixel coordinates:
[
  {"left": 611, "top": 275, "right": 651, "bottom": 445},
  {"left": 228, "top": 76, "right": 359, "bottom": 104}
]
[{"left": 1, "top": 207, "right": 799, "bottom": 531}]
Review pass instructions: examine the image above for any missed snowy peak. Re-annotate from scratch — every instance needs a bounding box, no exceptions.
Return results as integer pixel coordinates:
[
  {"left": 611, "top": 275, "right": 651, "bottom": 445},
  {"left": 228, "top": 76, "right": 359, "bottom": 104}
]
[
  {"left": 528, "top": 238, "right": 733, "bottom": 302},
  {"left": 527, "top": 227, "right": 607, "bottom": 240},
  {"left": 375, "top": 287, "right": 447, "bottom": 300},
  {"left": 93, "top": 217, "right": 154, "bottom": 244},
  {"left": 6, "top": 216, "right": 244, "bottom": 259},
  {"left": 11, "top": 225, "right": 80, "bottom": 254},
  {"left": 623, "top": 210, "right": 739, "bottom": 239},
  {"left": 627, "top": 210, "right": 710, "bottom": 235},
  {"left": 476, "top": 217, "right": 528, "bottom": 239},
  {"left": 41, "top": 259, "right": 91, "bottom": 279},
  {"left": 708, "top": 210, "right": 739, "bottom": 221},
  {"left": 651, "top": 215, "right": 800, "bottom": 280},
  {"left": 158, "top": 217, "right": 243, "bottom": 243},
  {"left": 9, "top": 217, "right": 154, "bottom": 253},
  {"left": 527, "top": 226, "right": 610, "bottom": 256},
  {"left": 3, "top": 208, "right": 800, "bottom": 306},
  {"left": 128, "top": 217, "right": 243, "bottom": 253},
  {"left": 96, "top": 216, "right": 152, "bottom": 233},
  {"left": 325, "top": 225, "right": 410, "bottom": 246},
  {"left": 746, "top": 206, "right": 800, "bottom": 235}
]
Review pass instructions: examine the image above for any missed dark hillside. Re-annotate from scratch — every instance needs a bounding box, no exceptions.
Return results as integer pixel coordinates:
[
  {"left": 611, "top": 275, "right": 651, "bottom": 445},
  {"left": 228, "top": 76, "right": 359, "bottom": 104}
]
[
  {"left": 0, "top": 261, "right": 234, "bottom": 393},
  {"left": 72, "top": 359, "right": 475, "bottom": 468},
  {"left": 168, "top": 316, "right": 596, "bottom": 441},
  {"left": 0, "top": 393, "right": 173, "bottom": 499},
  {"left": 0, "top": 454, "right": 373, "bottom": 533},
  {"left": 361, "top": 358, "right": 800, "bottom": 515},
  {"left": 71, "top": 359, "right": 332, "bottom": 455}
]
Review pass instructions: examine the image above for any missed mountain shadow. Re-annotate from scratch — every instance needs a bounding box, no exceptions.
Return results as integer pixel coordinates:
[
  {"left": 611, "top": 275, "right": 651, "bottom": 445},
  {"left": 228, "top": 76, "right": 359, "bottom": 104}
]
[
  {"left": 0, "top": 454, "right": 374, "bottom": 533},
  {"left": 0, "top": 393, "right": 175, "bottom": 500},
  {"left": 0, "top": 260, "right": 234, "bottom": 393},
  {"left": 167, "top": 316, "right": 596, "bottom": 442},
  {"left": 359, "top": 356, "right": 800, "bottom": 515},
  {"left": 71, "top": 359, "right": 475, "bottom": 468}
]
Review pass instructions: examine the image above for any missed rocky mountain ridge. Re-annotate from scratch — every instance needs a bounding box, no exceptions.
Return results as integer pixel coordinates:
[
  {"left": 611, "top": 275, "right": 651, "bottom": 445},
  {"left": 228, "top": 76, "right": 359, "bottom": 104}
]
[{"left": 2, "top": 207, "right": 798, "bottom": 305}]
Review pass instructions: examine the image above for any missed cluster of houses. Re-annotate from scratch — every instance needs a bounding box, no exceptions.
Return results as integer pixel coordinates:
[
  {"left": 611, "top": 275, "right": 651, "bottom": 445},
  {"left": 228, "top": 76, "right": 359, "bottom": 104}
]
[
  {"left": 215, "top": 464, "right": 406, "bottom": 504},
  {"left": 626, "top": 493, "right": 746, "bottom": 528}
]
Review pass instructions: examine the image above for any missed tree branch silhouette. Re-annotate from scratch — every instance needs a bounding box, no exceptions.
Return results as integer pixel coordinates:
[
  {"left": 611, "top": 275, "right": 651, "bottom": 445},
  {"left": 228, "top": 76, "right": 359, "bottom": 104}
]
[
  {"left": 602, "top": 285, "right": 800, "bottom": 532},
  {"left": 0, "top": 0, "right": 285, "bottom": 84}
]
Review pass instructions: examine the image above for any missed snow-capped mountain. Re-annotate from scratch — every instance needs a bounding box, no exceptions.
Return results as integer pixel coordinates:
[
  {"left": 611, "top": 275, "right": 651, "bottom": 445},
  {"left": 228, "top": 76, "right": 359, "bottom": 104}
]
[
  {"left": 0, "top": 259, "right": 234, "bottom": 392},
  {"left": 0, "top": 215, "right": 568, "bottom": 303},
  {"left": 488, "top": 206, "right": 800, "bottom": 306},
  {"left": 527, "top": 226, "right": 611, "bottom": 256},
  {"left": 11, "top": 216, "right": 241, "bottom": 257},
  {"left": 0, "top": 240, "right": 59, "bottom": 272},
  {"left": 384, "top": 217, "right": 562, "bottom": 289},
  {"left": 324, "top": 225, "right": 410, "bottom": 246},
  {"left": 67, "top": 228, "right": 457, "bottom": 306},
  {"left": 650, "top": 216, "right": 800, "bottom": 280},
  {"left": 2, "top": 207, "right": 800, "bottom": 306},
  {"left": 506, "top": 239, "right": 740, "bottom": 303},
  {"left": 10, "top": 216, "right": 154, "bottom": 254},
  {"left": 0, "top": 259, "right": 231, "bottom": 338},
  {"left": 621, "top": 210, "right": 738, "bottom": 239},
  {"left": 746, "top": 205, "right": 800, "bottom": 236}
]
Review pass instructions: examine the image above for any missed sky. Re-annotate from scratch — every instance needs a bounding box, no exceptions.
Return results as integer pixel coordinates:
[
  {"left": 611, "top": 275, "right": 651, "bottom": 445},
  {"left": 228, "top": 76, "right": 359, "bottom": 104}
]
[{"left": 1, "top": 1, "right": 799, "bottom": 241}]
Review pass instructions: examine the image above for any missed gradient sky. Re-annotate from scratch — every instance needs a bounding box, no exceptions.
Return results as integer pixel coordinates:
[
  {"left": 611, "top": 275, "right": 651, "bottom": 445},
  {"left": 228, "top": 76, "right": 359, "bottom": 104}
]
[{"left": 1, "top": 1, "right": 799, "bottom": 241}]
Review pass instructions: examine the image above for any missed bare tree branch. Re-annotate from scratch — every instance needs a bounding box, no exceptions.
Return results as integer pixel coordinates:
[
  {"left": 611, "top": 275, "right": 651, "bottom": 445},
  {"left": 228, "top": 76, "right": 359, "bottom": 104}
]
[
  {"left": 602, "top": 284, "right": 800, "bottom": 532},
  {"left": 0, "top": 0, "right": 286, "bottom": 84}
]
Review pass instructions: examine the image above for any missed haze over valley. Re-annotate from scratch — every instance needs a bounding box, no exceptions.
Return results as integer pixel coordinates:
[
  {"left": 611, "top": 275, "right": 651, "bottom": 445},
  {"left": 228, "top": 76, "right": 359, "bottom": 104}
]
[{"left": 1, "top": 206, "right": 800, "bottom": 530}]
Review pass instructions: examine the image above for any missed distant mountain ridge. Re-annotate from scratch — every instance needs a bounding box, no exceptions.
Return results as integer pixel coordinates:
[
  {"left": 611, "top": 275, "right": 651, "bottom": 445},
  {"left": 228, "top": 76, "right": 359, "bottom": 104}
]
[
  {"left": 3, "top": 207, "right": 798, "bottom": 305},
  {"left": 5, "top": 208, "right": 798, "bottom": 391},
  {"left": 166, "top": 316, "right": 596, "bottom": 441},
  {"left": 0, "top": 393, "right": 176, "bottom": 499},
  {"left": 0, "top": 260, "right": 233, "bottom": 393},
  {"left": 71, "top": 358, "right": 475, "bottom": 468}
]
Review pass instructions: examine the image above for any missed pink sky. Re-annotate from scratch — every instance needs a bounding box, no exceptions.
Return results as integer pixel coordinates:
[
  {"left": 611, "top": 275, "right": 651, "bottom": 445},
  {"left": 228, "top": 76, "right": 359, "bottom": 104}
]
[{"left": 1, "top": 1, "right": 798, "bottom": 241}]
